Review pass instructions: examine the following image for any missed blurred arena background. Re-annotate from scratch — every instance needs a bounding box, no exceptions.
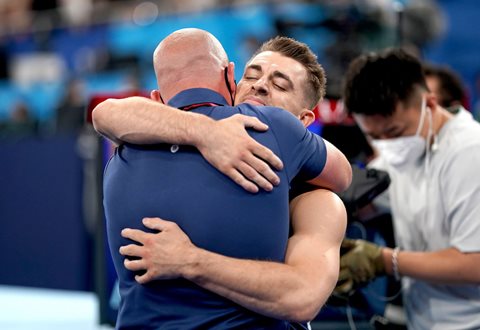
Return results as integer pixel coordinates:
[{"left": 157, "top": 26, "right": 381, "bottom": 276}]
[{"left": 0, "top": 0, "right": 479, "bottom": 329}]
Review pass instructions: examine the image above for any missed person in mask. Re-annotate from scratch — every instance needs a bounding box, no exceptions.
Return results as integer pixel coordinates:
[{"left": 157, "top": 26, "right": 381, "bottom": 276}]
[{"left": 336, "top": 48, "right": 480, "bottom": 330}]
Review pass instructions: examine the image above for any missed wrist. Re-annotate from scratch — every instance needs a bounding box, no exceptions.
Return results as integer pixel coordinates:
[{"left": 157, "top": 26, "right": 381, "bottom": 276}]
[
  {"left": 186, "top": 113, "right": 214, "bottom": 148},
  {"left": 382, "top": 247, "right": 394, "bottom": 276},
  {"left": 391, "top": 247, "right": 401, "bottom": 281},
  {"left": 181, "top": 245, "right": 205, "bottom": 282}
]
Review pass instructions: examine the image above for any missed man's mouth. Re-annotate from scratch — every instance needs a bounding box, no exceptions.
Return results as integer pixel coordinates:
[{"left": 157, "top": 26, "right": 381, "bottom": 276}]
[{"left": 244, "top": 96, "right": 266, "bottom": 106}]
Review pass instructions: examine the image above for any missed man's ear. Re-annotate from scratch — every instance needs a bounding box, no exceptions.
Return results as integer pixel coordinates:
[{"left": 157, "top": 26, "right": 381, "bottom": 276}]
[
  {"left": 150, "top": 90, "right": 163, "bottom": 103},
  {"left": 298, "top": 109, "right": 315, "bottom": 127},
  {"left": 227, "top": 61, "right": 236, "bottom": 96},
  {"left": 426, "top": 91, "right": 438, "bottom": 113}
]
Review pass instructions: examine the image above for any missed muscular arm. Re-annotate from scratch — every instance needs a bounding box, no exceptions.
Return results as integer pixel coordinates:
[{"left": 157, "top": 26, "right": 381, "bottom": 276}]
[
  {"left": 92, "top": 96, "right": 210, "bottom": 146},
  {"left": 92, "top": 97, "right": 283, "bottom": 193},
  {"left": 381, "top": 247, "right": 480, "bottom": 284},
  {"left": 120, "top": 189, "right": 347, "bottom": 322}
]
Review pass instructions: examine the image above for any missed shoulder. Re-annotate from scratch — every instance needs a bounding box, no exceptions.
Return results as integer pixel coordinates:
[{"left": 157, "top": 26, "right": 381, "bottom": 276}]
[
  {"left": 236, "top": 103, "right": 306, "bottom": 133},
  {"left": 439, "top": 117, "right": 480, "bottom": 167},
  {"left": 442, "top": 113, "right": 480, "bottom": 151}
]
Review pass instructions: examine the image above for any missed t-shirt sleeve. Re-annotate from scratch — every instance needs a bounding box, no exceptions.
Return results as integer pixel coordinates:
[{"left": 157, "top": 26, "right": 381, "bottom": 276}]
[
  {"left": 260, "top": 106, "right": 326, "bottom": 184},
  {"left": 442, "top": 145, "right": 480, "bottom": 252}
]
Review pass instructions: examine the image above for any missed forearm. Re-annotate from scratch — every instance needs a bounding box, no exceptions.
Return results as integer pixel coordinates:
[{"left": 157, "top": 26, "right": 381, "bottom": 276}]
[
  {"left": 92, "top": 97, "right": 213, "bottom": 146},
  {"left": 381, "top": 247, "right": 480, "bottom": 284},
  {"left": 183, "top": 247, "right": 321, "bottom": 322}
]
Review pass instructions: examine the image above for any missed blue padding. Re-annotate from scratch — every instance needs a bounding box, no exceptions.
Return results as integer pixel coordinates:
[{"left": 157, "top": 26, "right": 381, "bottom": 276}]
[
  {"left": 107, "top": 22, "right": 156, "bottom": 58},
  {"left": 0, "top": 81, "right": 22, "bottom": 121},
  {"left": 51, "top": 25, "right": 108, "bottom": 72},
  {"left": 83, "top": 71, "right": 131, "bottom": 97},
  {"left": 20, "top": 81, "right": 65, "bottom": 121},
  {"left": 271, "top": 2, "right": 325, "bottom": 24}
]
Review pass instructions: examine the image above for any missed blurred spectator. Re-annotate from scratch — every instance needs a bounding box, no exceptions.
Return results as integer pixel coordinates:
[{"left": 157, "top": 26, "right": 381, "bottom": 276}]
[
  {"left": 55, "top": 78, "right": 87, "bottom": 133},
  {"left": 59, "top": 0, "right": 93, "bottom": 27},
  {"left": 399, "top": 0, "right": 445, "bottom": 50},
  {"left": 0, "top": 0, "right": 32, "bottom": 36},
  {"left": 0, "top": 101, "right": 37, "bottom": 138},
  {"left": 11, "top": 52, "right": 66, "bottom": 86},
  {"left": 424, "top": 63, "right": 469, "bottom": 114},
  {"left": 31, "top": 0, "right": 60, "bottom": 50}
]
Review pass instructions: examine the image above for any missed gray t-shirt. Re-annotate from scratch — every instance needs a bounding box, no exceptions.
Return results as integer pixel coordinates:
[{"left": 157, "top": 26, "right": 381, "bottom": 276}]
[{"left": 371, "top": 109, "right": 480, "bottom": 330}]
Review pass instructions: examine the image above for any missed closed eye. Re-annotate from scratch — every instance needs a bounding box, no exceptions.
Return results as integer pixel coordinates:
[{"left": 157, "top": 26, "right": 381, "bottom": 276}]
[{"left": 274, "top": 84, "right": 286, "bottom": 91}]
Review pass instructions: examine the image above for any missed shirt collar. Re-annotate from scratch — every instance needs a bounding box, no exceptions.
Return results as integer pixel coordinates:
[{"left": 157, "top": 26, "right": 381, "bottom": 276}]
[{"left": 168, "top": 88, "right": 229, "bottom": 110}]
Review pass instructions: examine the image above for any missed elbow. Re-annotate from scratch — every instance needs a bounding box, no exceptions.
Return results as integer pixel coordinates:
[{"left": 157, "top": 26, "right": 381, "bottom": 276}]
[
  {"left": 342, "top": 163, "right": 353, "bottom": 192},
  {"left": 330, "top": 162, "right": 352, "bottom": 194},
  {"left": 282, "top": 297, "right": 324, "bottom": 323},
  {"left": 285, "top": 272, "right": 339, "bottom": 322},
  {"left": 277, "top": 288, "right": 327, "bottom": 322},
  {"left": 92, "top": 98, "right": 115, "bottom": 134},
  {"left": 91, "top": 100, "right": 107, "bottom": 133},
  {"left": 287, "top": 307, "right": 321, "bottom": 323}
]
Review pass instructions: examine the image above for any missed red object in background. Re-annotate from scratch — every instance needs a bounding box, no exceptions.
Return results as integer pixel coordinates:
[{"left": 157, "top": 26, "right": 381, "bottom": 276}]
[
  {"left": 85, "top": 91, "right": 149, "bottom": 124},
  {"left": 313, "top": 98, "right": 356, "bottom": 126}
]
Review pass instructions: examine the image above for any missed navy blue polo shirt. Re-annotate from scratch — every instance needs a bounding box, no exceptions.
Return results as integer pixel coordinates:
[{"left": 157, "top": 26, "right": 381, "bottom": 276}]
[{"left": 104, "top": 88, "right": 327, "bottom": 329}]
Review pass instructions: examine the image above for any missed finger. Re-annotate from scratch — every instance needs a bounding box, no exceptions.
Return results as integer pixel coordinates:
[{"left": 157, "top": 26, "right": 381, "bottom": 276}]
[
  {"left": 334, "top": 279, "right": 354, "bottom": 295},
  {"left": 237, "top": 161, "right": 273, "bottom": 192},
  {"left": 124, "top": 258, "right": 146, "bottom": 271},
  {"left": 337, "top": 267, "right": 351, "bottom": 282},
  {"left": 225, "top": 168, "right": 259, "bottom": 193},
  {"left": 238, "top": 115, "right": 269, "bottom": 132},
  {"left": 340, "top": 254, "right": 353, "bottom": 268},
  {"left": 121, "top": 228, "right": 148, "bottom": 244},
  {"left": 119, "top": 244, "right": 143, "bottom": 257},
  {"left": 251, "top": 144, "right": 283, "bottom": 171},
  {"left": 142, "top": 217, "right": 170, "bottom": 231},
  {"left": 244, "top": 154, "right": 280, "bottom": 187},
  {"left": 341, "top": 238, "right": 357, "bottom": 249},
  {"left": 135, "top": 272, "right": 155, "bottom": 285}
]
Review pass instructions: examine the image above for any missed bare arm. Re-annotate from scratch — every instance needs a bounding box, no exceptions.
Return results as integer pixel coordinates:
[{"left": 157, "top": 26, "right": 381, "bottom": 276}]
[
  {"left": 120, "top": 189, "right": 347, "bottom": 322},
  {"left": 92, "top": 97, "right": 284, "bottom": 193},
  {"left": 381, "top": 247, "right": 480, "bottom": 284},
  {"left": 307, "top": 140, "right": 352, "bottom": 193},
  {"left": 92, "top": 96, "right": 207, "bottom": 146}
]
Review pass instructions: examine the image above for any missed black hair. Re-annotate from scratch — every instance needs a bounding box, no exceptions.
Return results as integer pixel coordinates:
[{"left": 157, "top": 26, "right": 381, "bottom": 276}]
[
  {"left": 343, "top": 48, "right": 428, "bottom": 116},
  {"left": 423, "top": 63, "right": 466, "bottom": 108}
]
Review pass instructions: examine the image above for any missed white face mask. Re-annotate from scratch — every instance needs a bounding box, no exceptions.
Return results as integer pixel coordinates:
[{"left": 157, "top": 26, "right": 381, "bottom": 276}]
[{"left": 372, "top": 97, "right": 428, "bottom": 169}]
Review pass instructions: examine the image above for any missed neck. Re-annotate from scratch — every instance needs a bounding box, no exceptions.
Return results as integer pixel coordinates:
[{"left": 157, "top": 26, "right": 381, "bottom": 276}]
[
  {"left": 160, "top": 80, "right": 229, "bottom": 105},
  {"left": 434, "top": 107, "right": 454, "bottom": 135}
]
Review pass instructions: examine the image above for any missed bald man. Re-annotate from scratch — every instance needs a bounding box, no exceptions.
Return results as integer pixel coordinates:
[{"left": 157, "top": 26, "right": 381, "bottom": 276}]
[{"left": 102, "top": 29, "right": 347, "bottom": 329}]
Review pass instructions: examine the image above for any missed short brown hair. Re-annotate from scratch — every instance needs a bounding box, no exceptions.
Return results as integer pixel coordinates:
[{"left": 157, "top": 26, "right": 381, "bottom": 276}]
[{"left": 252, "top": 36, "right": 326, "bottom": 108}]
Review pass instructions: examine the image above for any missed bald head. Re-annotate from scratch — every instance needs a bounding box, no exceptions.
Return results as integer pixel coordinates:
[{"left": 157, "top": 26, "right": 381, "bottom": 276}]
[{"left": 153, "top": 28, "right": 232, "bottom": 103}]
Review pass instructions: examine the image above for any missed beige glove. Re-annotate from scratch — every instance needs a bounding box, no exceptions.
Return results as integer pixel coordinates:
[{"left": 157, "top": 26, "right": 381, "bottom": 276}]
[{"left": 335, "top": 238, "right": 385, "bottom": 296}]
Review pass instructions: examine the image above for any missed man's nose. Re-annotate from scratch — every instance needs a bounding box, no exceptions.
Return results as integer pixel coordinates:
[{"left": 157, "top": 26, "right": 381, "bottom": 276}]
[{"left": 251, "top": 79, "right": 268, "bottom": 95}]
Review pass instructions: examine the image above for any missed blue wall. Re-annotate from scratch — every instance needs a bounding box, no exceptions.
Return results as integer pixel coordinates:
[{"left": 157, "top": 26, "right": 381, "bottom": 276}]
[{"left": 0, "top": 135, "right": 92, "bottom": 290}]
